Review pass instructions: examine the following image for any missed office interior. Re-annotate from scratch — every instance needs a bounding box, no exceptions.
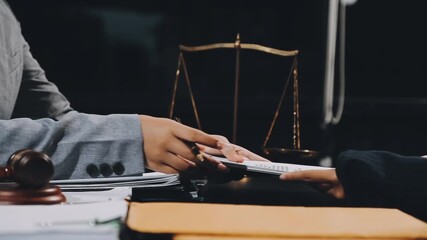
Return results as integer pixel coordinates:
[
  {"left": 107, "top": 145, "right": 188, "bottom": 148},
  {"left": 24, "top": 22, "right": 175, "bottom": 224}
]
[{"left": 9, "top": 0, "right": 427, "bottom": 162}]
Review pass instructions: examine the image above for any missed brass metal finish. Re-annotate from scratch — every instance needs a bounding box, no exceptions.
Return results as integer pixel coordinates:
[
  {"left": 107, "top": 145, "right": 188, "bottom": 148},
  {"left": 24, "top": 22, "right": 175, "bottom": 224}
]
[
  {"left": 262, "top": 148, "right": 319, "bottom": 159},
  {"left": 261, "top": 58, "right": 296, "bottom": 150},
  {"left": 233, "top": 34, "right": 241, "bottom": 143},
  {"left": 292, "top": 58, "right": 301, "bottom": 150},
  {"left": 261, "top": 55, "right": 318, "bottom": 160},
  {"left": 179, "top": 43, "right": 298, "bottom": 57},
  {"left": 169, "top": 52, "right": 202, "bottom": 130},
  {"left": 169, "top": 35, "right": 316, "bottom": 160}
]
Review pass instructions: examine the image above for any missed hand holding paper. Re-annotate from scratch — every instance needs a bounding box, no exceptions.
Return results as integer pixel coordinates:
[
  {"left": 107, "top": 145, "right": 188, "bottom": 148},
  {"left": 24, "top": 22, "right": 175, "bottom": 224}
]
[{"left": 281, "top": 169, "right": 344, "bottom": 199}]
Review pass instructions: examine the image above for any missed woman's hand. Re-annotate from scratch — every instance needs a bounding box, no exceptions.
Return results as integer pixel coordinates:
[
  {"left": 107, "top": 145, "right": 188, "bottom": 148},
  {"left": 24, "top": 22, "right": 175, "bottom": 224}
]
[
  {"left": 280, "top": 169, "right": 345, "bottom": 199},
  {"left": 198, "top": 135, "right": 270, "bottom": 162}
]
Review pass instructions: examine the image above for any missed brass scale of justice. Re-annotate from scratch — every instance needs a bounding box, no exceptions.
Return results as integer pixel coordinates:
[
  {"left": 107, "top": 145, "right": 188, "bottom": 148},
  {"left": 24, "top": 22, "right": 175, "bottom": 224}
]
[{"left": 169, "top": 34, "right": 318, "bottom": 161}]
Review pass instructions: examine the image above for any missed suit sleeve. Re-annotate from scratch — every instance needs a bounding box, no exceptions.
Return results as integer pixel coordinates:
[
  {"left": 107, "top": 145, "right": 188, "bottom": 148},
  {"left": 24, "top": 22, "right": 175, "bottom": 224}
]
[
  {"left": 0, "top": 112, "right": 145, "bottom": 179},
  {"left": 335, "top": 150, "right": 427, "bottom": 221}
]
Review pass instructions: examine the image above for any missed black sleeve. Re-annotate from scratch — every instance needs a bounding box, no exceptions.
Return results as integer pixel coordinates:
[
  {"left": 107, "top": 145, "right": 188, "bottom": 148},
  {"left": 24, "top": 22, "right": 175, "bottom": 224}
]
[{"left": 336, "top": 150, "right": 427, "bottom": 221}]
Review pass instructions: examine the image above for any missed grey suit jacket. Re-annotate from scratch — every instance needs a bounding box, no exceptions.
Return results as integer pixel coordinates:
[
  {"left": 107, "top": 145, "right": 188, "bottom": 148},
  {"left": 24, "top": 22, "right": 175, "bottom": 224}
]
[{"left": 0, "top": 0, "right": 144, "bottom": 179}]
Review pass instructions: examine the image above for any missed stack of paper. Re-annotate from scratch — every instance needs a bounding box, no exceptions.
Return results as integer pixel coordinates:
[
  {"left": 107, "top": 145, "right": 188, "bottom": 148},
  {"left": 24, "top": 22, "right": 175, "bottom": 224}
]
[
  {"left": 62, "top": 187, "right": 133, "bottom": 204},
  {"left": 50, "top": 172, "right": 181, "bottom": 204},
  {"left": 51, "top": 172, "right": 180, "bottom": 190},
  {"left": 0, "top": 200, "right": 128, "bottom": 240}
]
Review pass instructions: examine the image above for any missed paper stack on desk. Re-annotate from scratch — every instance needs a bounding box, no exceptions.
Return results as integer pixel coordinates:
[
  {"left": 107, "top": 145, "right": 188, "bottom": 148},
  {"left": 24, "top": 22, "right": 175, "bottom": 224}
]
[
  {"left": 51, "top": 172, "right": 181, "bottom": 204},
  {"left": 0, "top": 200, "right": 128, "bottom": 240},
  {"left": 51, "top": 172, "right": 180, "bottom": 190}
]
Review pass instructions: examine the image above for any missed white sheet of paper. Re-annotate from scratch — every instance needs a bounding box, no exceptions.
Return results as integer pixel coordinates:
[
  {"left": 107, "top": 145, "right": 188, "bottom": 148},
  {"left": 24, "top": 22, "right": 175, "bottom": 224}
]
[
  {"left": 0, "top": 200, "right": 128, "bottom": 236},
  {"left": 51, "top": 172, "right": 180, "bottom": 190},
  {"left": 213, "top": 156, "right": 333, "bottom": 175}
]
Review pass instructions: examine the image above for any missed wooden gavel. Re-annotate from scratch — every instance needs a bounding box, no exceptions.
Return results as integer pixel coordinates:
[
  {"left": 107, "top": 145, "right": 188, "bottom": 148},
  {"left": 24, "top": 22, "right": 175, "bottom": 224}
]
[{"left": 0, "top": 149, "right": 53, "bottom": 188}]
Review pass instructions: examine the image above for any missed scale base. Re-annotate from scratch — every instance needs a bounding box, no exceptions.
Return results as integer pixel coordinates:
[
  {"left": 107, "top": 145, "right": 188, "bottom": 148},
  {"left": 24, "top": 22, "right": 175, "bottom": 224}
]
[{"left": 263, "top": 148, "right": 320, "bottom": 165}]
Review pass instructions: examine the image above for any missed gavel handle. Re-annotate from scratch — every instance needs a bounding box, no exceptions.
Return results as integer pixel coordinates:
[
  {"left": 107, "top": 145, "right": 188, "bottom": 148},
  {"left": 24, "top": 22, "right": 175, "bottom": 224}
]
[{"left": 0, "top": 166, "right": 13, "bottom": 180}]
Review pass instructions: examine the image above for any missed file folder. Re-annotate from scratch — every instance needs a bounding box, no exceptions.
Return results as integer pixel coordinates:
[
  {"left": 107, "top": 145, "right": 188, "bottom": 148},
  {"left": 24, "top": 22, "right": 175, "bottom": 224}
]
[{"left": 127, "top": 202, "right": 427, "bottom": 239}]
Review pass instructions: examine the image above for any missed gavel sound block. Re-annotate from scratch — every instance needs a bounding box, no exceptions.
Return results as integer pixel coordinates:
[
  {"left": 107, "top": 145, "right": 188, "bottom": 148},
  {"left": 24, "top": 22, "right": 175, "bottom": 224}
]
[{"left": 0, "top": 149, "right": 66, "bottom": 204}]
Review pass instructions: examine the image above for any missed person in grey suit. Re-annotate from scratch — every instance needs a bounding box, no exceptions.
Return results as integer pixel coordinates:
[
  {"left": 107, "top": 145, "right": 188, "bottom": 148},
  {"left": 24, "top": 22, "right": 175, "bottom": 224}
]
[{"left": 0, "top": 0, "right": 266, "bottom": 180}]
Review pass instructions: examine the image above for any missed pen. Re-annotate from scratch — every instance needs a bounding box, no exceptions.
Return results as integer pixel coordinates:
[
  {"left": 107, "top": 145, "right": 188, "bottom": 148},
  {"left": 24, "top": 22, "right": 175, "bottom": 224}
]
[
  {"left": 174, "top": 117, "right": 204, "bottom": 162},
  {"left": 187, "top": 140, "right": 205, "bottom": 163}
]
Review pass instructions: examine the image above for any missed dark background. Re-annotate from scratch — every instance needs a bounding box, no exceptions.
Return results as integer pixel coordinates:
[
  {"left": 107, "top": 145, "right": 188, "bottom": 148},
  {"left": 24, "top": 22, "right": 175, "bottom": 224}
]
[{"left": 8, "top": 0, "right": 427, "bottom": 161}]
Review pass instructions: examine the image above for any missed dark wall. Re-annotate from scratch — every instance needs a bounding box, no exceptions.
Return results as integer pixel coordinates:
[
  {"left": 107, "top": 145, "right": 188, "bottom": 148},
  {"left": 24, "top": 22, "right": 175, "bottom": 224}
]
[
  {"left": 337, "top": 0, "right": 427, "bottom": 156},
  {"left": 8, "top": 0, "right": 427, "bottom": 158}
]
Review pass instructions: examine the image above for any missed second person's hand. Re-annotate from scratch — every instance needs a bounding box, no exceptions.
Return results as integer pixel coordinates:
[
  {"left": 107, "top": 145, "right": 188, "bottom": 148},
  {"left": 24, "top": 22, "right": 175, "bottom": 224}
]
[{"left": 280, "top": 169, "right": 345, "bottom": 199}]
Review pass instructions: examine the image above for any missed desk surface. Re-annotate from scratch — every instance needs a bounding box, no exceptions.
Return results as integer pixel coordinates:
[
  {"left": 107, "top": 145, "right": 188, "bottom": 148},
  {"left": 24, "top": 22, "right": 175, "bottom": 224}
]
[
  {"left": 126, "top": 202, "right": 427, "bottom": 240},
  {"left": 123, "top": 174, "right": 344, "bottom": 240}
]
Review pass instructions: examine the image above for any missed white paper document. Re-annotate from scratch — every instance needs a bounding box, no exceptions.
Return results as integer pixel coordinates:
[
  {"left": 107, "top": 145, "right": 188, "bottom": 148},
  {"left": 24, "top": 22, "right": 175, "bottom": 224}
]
[
  {"left": 48, "top": 172, "right": 180, "bottom": 206},
  {"left": 50, "top": 172, "right": 180, "bottom": 190},
  {"left": 63, "top": 187, "right": 133, "bottom": 204},
  {"left": 212, "top": 156, "right": 333, "bottom": 175},
  {"left": 0, "top": 200, "right": 128, "bottom": 240}
]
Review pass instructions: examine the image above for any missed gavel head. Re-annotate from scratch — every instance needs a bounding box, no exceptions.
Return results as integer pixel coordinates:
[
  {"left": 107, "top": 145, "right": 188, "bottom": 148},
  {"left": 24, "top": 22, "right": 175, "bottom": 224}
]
[{"left": 7, "top": 149, "right": 54, "bottom": 188}]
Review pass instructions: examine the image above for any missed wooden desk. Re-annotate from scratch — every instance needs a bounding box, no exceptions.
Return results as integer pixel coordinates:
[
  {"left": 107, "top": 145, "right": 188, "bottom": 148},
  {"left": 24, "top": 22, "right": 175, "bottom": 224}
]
[{"left": 126, "top": 202, "right": 427, "bottom": 240}]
